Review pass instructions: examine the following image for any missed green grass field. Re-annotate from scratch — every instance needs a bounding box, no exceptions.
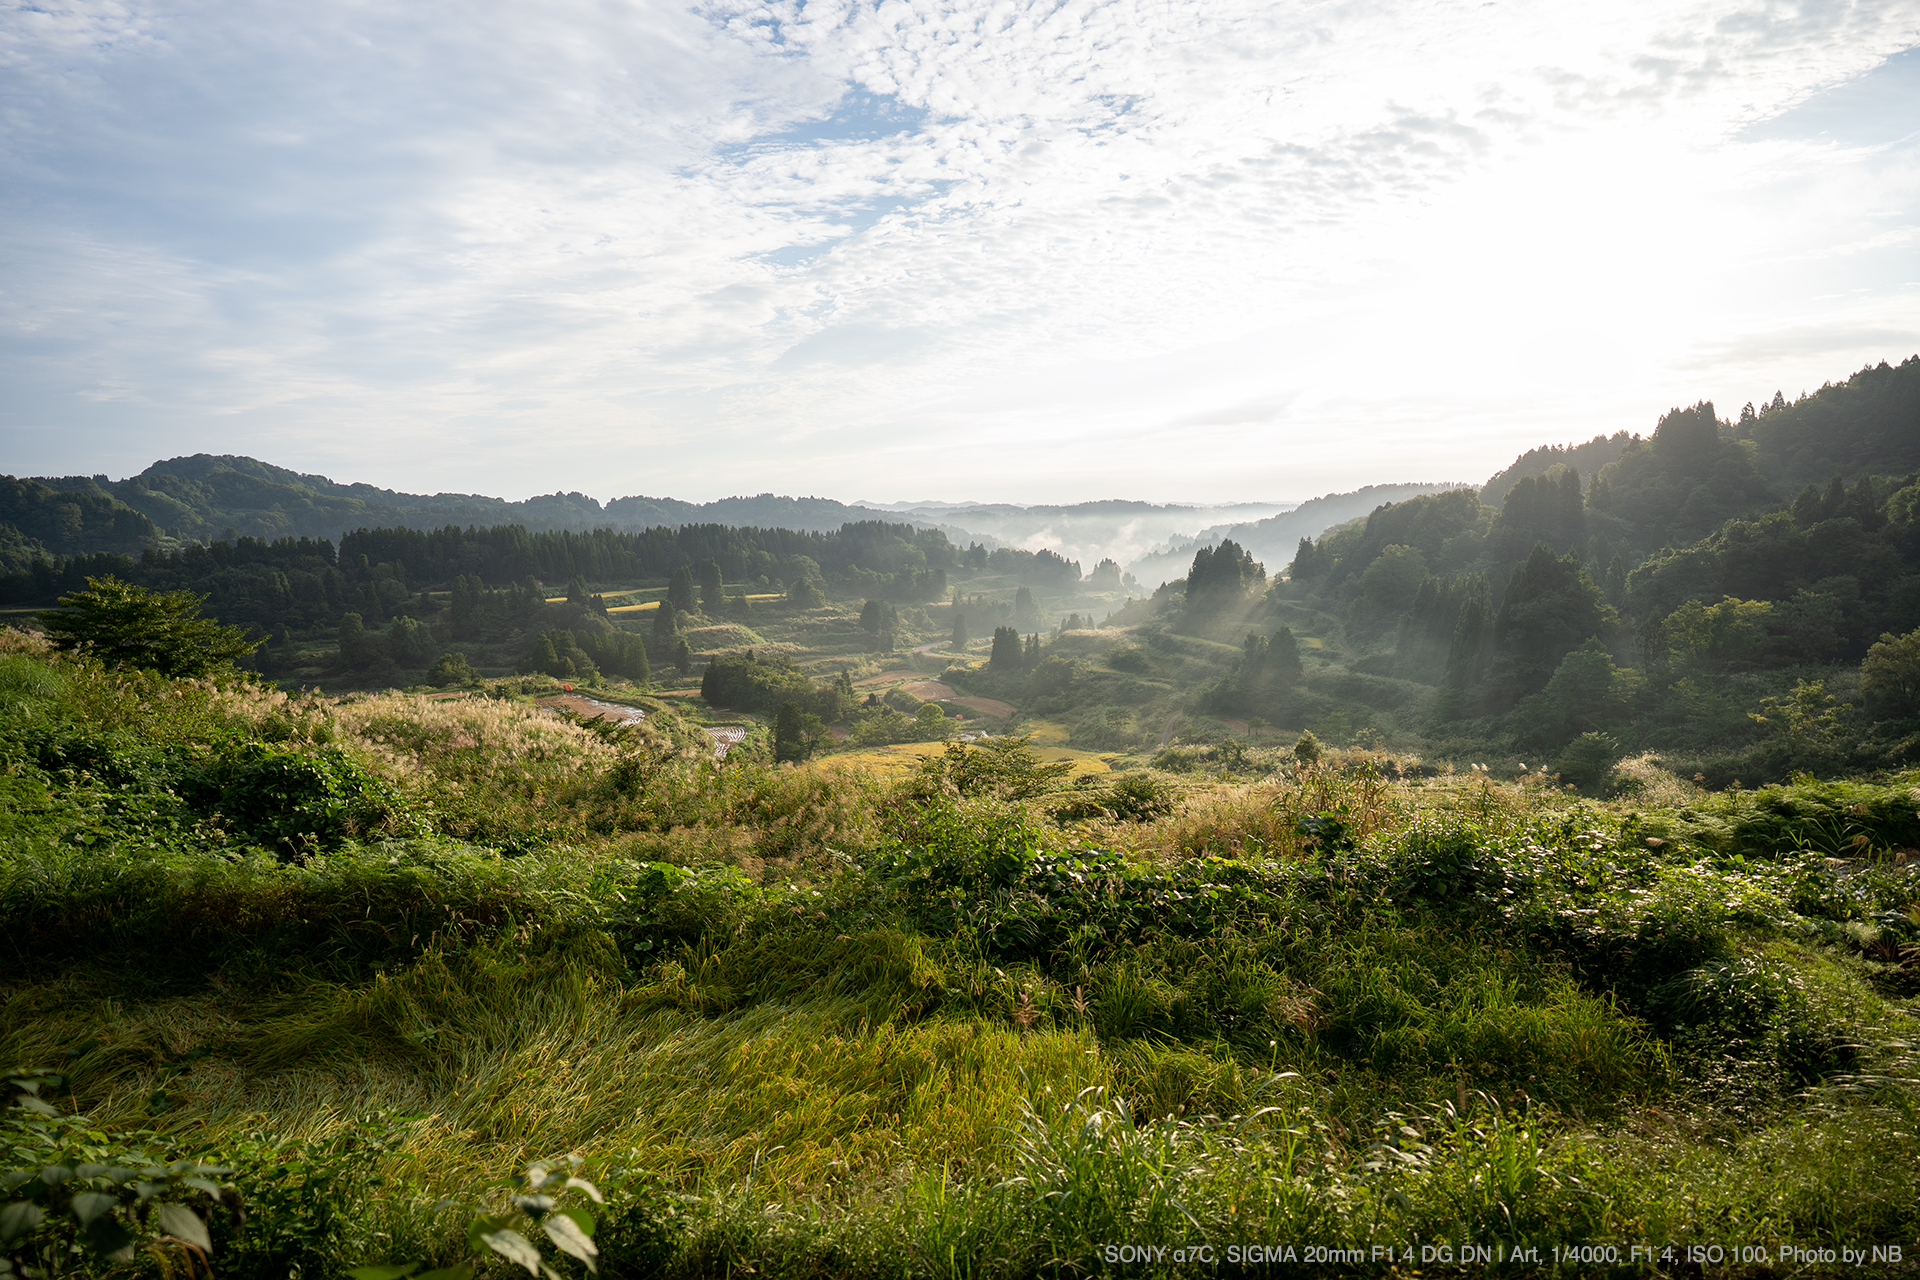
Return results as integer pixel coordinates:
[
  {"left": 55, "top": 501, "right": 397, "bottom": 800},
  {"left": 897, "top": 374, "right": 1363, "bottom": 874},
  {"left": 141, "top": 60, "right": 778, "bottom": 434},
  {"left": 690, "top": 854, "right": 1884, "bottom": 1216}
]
[{"left": 3, "top": 629, "right": 1918, "bottom": 1278}]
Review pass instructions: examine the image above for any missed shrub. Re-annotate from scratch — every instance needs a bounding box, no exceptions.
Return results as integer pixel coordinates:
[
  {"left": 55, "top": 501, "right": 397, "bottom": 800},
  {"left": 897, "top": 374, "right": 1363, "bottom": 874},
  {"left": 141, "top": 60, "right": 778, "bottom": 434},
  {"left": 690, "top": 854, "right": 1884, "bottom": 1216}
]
[
  {"left": 200, "top": 744, "right": 421, "bottom": 857},
  {"left": 1555, "top": 731, "right": 1619, "bottom": 794},
  {"left": 426, "top": 652, "right": 479, "bottom": 688}
]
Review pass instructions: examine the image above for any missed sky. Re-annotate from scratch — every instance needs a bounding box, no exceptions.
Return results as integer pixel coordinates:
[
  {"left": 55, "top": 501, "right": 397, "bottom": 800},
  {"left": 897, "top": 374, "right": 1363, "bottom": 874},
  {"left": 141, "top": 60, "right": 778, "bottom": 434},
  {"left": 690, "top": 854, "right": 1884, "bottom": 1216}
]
[{"left": 2, "top": 0, "right": 1917, "bottom": 505}]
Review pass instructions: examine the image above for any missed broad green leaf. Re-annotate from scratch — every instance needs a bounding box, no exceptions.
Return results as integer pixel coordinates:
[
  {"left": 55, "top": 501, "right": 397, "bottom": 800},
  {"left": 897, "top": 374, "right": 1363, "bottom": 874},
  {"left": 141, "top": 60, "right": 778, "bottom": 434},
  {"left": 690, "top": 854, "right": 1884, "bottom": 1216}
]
[
  {"left": 542, "top": 1213, "right": 598, "bottom": 1273},
  {"left": 479, "top": 1227, "right": 542, "bottom": 1275},
  {"left": 511, "top": 1193, "right": 554, "bottom": 1216},
  {"left": 555, "top": 1208, "right": 594, "bottom": 1237},
  {"left": 346, "top": 1265, "right": 422, "bottom": 1280},
  {"left": 0, "top": 1201, "right": 45, "bottom": 1243},
  {"left": 81, "top": 1213, "right": 134, "bottom": 1259},
  {"left": 37, "top": 1165, "right": 72, "bottom": 1186},
  {"left": 562, "top": 1178, "right": 603, "bottom": 1204},
  {"left": 154, "top": 1202, "right": 212, "bottom": 1253},
  {"left": 466, "top": 1213, "right": 509, "bottom": 1254},
  {"left": 68, "top": 1192, "right": 118, "bottom": 1226},
  {"left": 415, "top": 1263, "right": 476, "bottom": 1280}
]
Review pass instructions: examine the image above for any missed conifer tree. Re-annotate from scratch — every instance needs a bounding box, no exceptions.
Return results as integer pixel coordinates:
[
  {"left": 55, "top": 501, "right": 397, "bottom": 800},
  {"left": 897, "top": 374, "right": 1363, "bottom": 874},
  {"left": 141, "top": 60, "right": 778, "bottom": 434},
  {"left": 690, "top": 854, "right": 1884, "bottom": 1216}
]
[
  {"left": 667, "top": 567, "right": 699, "bottom": 614},
  {"left": 1013, "top": 586, "right": 1040, "bottom": 631},
  {"left": 989, "top": 626, "right": 1022, "bottom": 669}
]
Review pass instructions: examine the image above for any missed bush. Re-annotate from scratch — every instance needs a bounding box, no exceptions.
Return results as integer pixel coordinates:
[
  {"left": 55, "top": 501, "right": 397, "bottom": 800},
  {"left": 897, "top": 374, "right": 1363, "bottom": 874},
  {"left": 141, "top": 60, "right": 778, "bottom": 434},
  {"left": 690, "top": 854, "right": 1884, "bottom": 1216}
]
[
  {"left": 200, "top": 745, "right": 421, "bottom": 857},
  {"left": 1555, "top": 731, "right": 1619, "bottom": 794},
  {"left": 426, "top": 652, "right": 479, "bottom": 688}
]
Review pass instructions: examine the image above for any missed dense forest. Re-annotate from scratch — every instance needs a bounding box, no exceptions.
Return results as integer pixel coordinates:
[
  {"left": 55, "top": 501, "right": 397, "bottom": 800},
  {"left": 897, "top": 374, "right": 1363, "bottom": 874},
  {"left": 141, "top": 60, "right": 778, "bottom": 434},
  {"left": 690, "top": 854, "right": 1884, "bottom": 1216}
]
[{"left": 1128, "top": 357, "right": 1920, "bottom": 786}]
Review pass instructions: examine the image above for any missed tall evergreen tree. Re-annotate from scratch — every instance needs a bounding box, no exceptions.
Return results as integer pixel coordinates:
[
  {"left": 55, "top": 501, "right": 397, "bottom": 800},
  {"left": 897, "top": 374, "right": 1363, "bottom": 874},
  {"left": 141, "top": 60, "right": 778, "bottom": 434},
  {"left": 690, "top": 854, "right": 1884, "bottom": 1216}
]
[
  {"left": 1288, "top": 537, "right": 1322, "bottom": 580},
  {"left": 1013, "top": 586, "right": 1040, "bottom": 632},
  {"left": 667, "top": 567, "right": 699, "bottom": 614},
  {"left": 1186, "top": 539, "right": 1264, "bottom": 616},
  {"left": 990, "top": 625, "right": 1022, "bottom": 669},
  {"left": 1491, "top": 544, "right": 1614, "bottom": 702}
]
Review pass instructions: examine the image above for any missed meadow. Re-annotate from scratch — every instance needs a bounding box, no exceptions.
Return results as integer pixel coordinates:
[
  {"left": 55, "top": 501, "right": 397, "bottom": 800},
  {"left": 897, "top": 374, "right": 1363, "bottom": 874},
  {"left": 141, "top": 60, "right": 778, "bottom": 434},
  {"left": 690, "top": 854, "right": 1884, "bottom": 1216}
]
[{"left": 3, "top": 625, "right": 1917, "bottom": 1279}]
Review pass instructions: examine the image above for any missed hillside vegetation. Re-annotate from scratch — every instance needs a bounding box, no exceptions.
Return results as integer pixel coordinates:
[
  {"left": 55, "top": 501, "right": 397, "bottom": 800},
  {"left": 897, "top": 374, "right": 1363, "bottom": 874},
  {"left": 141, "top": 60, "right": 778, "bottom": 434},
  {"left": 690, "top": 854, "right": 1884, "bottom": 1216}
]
[
  {"left": 4, "top": 355, "right": 1920, "bottom": 1278},
  {"left": 2, "top": 624, "right": 1918, "bottom": 1278}
]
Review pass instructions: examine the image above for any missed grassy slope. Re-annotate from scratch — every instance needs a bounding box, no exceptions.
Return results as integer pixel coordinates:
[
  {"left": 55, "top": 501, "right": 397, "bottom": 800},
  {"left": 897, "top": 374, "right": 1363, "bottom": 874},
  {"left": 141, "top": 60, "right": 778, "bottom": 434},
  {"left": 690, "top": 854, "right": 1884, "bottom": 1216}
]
[{"left": 2, "top": 632, "right": 1918, "bottom": 1278}]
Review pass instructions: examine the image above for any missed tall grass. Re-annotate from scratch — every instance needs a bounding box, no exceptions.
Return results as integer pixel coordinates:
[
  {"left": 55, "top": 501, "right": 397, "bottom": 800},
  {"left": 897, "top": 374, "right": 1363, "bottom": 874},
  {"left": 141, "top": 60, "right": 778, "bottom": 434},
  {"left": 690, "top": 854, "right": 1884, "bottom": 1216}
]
[{"left": 4, "top": 646, "right": 1919, "bottom": 1277}]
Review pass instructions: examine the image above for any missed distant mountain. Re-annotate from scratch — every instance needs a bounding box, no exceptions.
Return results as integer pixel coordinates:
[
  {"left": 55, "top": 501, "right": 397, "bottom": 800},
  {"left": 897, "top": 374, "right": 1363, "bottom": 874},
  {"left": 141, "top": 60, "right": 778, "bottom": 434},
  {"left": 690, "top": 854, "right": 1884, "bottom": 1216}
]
[
  {"left": 1126, "top": 483, "right": 1467, "bottom": 587},
  {"left": 852, "top": 498, "right": 990, "bottom": 512},
  {"left": 8, "top": 358, "right": 1912, "bottom": 576},
  {"left": 872, "top": 499, "right": 1297, "bottom": 571},
  {"left": 8, "top": 454, "right": 981, "bottom": 560}
]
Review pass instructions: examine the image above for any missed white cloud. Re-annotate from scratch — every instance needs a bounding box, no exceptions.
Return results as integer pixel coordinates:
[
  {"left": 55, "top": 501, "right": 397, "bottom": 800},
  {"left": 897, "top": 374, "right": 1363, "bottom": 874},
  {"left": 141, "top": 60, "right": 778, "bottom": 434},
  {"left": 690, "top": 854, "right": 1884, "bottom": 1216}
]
[{"left": 1, "top": 0, "right": 1916, "bottom": 500}]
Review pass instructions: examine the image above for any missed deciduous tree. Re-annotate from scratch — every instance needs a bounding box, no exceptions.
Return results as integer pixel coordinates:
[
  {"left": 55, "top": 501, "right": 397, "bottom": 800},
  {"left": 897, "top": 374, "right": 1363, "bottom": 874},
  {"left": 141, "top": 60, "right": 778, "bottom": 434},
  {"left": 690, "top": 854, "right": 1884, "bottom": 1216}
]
[{"left": 38, "top": 575, "right": 259, "bottom": 678}]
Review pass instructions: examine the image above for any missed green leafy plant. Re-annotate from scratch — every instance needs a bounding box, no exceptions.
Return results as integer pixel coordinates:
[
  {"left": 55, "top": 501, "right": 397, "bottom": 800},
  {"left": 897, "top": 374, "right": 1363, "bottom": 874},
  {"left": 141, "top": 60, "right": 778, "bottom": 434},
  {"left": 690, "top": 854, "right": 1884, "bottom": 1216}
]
[
  {"left": 194, "top": 742, "right": 423, "bottom": 856},
  {"left": 1, "top": 1068, "right": 240, "bottom": 1279},
  {"left": 350, "top": 1157, "right": 603, "bottom": 1280}
]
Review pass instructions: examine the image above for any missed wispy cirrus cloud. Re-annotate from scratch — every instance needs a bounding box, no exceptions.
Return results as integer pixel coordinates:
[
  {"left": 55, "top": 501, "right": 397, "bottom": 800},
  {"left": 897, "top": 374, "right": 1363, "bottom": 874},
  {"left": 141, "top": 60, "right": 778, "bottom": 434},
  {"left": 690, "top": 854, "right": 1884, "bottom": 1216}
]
[{"left": 1, "top": 0, "right": 1916, "bottom": 500}]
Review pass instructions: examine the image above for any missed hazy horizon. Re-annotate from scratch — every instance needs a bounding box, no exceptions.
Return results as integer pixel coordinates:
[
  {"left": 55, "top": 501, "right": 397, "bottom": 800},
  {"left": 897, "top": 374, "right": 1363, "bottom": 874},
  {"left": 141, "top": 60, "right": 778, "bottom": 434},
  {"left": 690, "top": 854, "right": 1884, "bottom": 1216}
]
[{"left": 4, "top": 2, "right": 1916, "bottom": 503}]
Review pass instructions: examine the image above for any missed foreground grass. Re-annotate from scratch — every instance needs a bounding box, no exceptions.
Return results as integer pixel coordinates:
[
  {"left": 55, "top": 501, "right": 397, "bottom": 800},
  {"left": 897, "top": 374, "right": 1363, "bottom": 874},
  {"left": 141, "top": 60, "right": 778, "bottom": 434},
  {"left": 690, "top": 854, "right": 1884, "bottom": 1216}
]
[{"left": 3, "top": 638, "right": 1918, "bottom": 1277}]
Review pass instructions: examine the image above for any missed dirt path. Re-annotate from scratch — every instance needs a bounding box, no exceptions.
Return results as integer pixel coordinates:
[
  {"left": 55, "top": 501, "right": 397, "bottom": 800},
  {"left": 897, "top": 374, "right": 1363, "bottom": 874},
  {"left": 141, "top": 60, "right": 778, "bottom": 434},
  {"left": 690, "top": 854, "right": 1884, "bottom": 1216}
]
[{"left": 1159, "top": 714, "right": 1183, "bottom": 748}]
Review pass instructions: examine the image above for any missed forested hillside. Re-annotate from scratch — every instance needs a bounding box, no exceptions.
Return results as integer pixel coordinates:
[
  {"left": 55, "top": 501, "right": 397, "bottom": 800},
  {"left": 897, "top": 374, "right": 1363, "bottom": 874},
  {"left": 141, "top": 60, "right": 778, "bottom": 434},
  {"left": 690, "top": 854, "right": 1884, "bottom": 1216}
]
[
  {"left": 1126, "top": 356, "right": 1920, "bottom": 788},
  {"left": 0, "top": 454, "right": 961, "bottom": 558}
]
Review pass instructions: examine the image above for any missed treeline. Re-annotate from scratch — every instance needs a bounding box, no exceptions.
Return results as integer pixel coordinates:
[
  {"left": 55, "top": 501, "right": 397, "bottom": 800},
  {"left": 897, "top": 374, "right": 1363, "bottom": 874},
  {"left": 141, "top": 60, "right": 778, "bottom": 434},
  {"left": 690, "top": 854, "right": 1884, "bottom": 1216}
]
[
  {"left": 0, "top": 518, "right": 973, "bottom": 638},
  {"left": 1238, "top": 361, "right": 1920, "bottom": 781}
]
